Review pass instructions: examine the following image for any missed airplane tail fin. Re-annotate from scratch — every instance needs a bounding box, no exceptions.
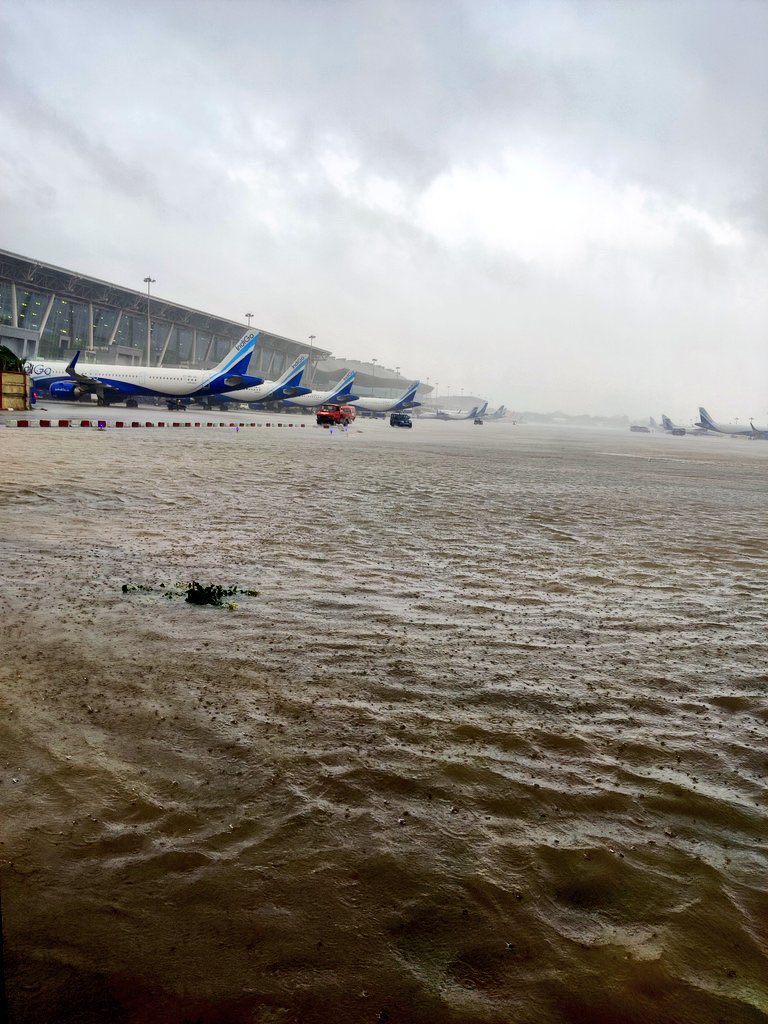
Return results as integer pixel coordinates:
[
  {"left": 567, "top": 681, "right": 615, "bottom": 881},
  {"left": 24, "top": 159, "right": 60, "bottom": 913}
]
[
  {"left": 205, "top": 331, "right": 261, "bottom": 386},
  {"left": 271, "top": 355, "right": 311, "bottom": 399},
  {"left": 661, "top": 414, "right": 674, "bottom": 431},
  {"left": 330, "top": 370, "right": 357, "bottom": 400},
  {"left": 475, "top": 401, "right": 488, "bottom": 418},
  {"left": 698, "top": 406, "right": 716, "bottom": 430},
  {"left": 394, "top": 381, "right": 420, "bottom": 409}
]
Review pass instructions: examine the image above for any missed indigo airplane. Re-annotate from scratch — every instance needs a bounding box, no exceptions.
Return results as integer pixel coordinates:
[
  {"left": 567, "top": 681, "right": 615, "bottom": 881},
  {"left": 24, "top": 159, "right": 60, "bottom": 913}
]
[
  {"left": 485, "top": 405, "right": 508, "bottom": 421},
  {"left": 696, "top": 407, "right": 768, "bottom": 437},
  {"left": 281, "top": 369, "right": 358, "bottom": 409},
  {"left": 350, "top": 381, "right": 421, "bottom": 414},
  {"left": 421, "top": 401, "right": 487, "bottom": 421},
  {"left": 25, "top": 332, "right": 263, "bottom": 407},
  {"left": 213, "top": 355, "right": 312, "bottom": 407},
  {"left": 661, "top": 414, "right": 690, "bottom": 435}
]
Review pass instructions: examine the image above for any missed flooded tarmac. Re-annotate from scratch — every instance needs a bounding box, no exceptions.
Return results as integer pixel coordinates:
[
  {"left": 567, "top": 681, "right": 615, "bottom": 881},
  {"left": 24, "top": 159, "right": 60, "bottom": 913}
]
[{"left": 1, "top": 418, "right": 767, "bottom": 1023}]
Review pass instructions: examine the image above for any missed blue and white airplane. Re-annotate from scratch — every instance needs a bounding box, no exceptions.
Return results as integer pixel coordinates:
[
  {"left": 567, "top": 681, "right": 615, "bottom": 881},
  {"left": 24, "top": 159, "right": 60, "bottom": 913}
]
[
  {"left": 281, "top": 369, "right": 358, "bottom": 409},
  {"left": 696, "top": 407, "right": 768, "bottom": 436},
  {"left": 212, "top": 355, "right": 312, "bottom": 407},
  {"left": 485, "top": 404, "right": 508, "bottom": 421},
  {"left": 25, "top": 332, "right": 263, "bottom": 407},
  {"left": 421, "top": 400, "right": 487, "bottom": 421},
  {"left": 349, "top": 380, "right": 421, "bottom": 414}
]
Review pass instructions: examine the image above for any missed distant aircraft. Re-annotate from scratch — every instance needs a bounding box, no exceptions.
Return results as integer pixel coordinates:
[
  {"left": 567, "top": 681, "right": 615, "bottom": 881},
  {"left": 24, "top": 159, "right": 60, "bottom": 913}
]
[
  {"left": 212, "top": 355, "right": 311, "bottom": 407},
  {"left": 485, "top": 404, "right": 508, "bottom": 421},
  {"left": 697, "top": 407, "right": 755, "bottom": 436},
  {"left": 25, "top": 332, "right": 263, "bottom": 407},
  {"left": 422, "top": 401, "right": 487, "bottom": 421},
  {"left": 281, "top": 369, "right": 358, "bottom": 409},
  {"left": 661, "top": 414, "right": 689, "bottom": 435},
  {"left": 350, "top": 381, "right": 421, "bottom": 414}
]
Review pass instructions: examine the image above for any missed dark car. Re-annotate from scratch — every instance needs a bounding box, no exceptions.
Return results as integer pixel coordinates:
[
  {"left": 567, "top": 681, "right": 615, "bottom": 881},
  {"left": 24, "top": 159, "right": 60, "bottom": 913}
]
[{"left": 390, "top": 412, "right": 412, "bottom": 428}]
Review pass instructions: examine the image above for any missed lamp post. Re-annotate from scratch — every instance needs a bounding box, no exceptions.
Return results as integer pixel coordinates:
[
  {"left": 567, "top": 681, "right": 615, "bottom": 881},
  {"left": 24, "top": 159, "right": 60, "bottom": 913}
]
[
  {"left": 143, "top": 276, "right": 155, "bottom": 367},
  {"left": 396, "top": 365, "right": 400, "bottom": 377},
  {"left": 245, "top": 313, "right": 254, "bottom": 329},
  {"left": 308, "top": 334, "right": 316, "bottom": 386}
]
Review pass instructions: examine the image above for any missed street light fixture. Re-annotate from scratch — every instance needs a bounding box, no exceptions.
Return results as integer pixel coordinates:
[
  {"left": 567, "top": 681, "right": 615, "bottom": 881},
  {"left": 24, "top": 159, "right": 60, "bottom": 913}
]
[
  {"left": 245, "top": 313, "right": 254, "bottom": 329},
  {"left": 308, "top": 334, "right": 316, "bottom": 386},
  {"left": 371, "top": 358, "right": 377, "bottom": 376},
  {"left": 143, "top": 276, "right": 155, "bottom": 367}
]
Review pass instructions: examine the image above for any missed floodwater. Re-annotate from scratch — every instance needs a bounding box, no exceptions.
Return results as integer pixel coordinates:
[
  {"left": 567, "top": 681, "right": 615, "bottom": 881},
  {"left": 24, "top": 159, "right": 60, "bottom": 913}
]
[{"left": 1, "top": 416, "right": 767, "bottom": 1024}]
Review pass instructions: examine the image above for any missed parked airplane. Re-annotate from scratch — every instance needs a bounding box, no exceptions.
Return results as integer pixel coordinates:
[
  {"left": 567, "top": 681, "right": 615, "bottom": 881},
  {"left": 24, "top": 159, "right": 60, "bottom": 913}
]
[
  {"left": 350, "top": 381, "right": 421, "bottom": 414},
  {"left": 485, "top": 404, "right": 508, "bottom": 421},
  {"left": 25, "top": 332, "right": 263, "bottom": 407},
  {"left": 697, "top": 407, "right": 754, "bottom": 436},
  {"left": 421, "top": 401, "right": 487, "bottom": 421},
  {"left": 661, "top": 414, "right": 689, "bottom": 435},
  {"left": 281, "top": 369, "right": 358, "bottom": 409},
  {"left": 211, "top": 355, "right": 312, "bottom": 408}
]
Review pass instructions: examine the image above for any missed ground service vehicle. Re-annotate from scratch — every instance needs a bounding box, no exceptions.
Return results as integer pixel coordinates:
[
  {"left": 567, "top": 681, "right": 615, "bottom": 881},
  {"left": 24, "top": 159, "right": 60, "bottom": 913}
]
[
  {"left": 390, "top": 412, "right": 412, "bottom": 428},
  {"left": 317, "top": 403, "right": 356, "bottom": 426}
]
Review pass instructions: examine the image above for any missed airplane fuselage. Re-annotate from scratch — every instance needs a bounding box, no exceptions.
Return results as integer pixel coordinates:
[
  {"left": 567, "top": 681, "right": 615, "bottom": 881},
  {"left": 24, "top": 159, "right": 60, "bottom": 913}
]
[{"left": 27, "top": 360, "right": 234, "bottom": 397}]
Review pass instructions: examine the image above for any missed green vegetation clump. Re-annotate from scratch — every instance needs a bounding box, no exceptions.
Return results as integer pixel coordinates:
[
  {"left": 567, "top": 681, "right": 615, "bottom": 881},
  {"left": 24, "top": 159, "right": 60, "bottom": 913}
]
[{"left": 0, "top": 345, "right": 25, "bottom": 372}]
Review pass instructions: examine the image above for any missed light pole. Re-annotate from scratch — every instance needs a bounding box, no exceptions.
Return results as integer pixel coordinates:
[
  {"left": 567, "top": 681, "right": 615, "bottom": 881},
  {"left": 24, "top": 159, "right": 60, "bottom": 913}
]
[
  {"left": 143, "top": 276, "right": 155, "bottom": 367},
  {"left": 308, "top": 334, "right": 316, "bottom": 386},
  {"left": 245, "top": 313, "right": 254, "bottom": 329},
  {"left": 371, "top": 358, "right": 377, "bottom": 376},
  {"left": 396, "top": 365, "right": 400, "bottom": 377}
]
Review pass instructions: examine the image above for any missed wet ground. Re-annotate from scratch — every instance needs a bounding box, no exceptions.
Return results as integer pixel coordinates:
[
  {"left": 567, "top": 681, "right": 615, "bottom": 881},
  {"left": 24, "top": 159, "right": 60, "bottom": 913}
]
[{"left": 1, "top": 414, "right": 766, "bottom": 1023}]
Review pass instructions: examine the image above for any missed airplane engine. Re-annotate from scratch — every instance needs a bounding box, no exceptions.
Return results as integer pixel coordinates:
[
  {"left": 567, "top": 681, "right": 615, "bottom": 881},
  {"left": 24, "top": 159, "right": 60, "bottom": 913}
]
[{"left": 49, "top": 381, "right": 87, "bottom": 399}]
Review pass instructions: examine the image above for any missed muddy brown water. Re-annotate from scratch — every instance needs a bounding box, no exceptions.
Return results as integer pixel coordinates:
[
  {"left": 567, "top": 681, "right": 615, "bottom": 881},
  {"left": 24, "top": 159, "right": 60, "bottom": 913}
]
[{"left": 1, "top": 418, "right": 766, "bottom": 1023}]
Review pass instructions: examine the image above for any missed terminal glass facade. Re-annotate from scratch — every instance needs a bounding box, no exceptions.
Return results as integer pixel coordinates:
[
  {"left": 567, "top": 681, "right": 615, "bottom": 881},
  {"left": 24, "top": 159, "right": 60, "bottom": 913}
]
[
  {"left": 0, "top": 251, "right": 327, "bottom": 376},
  {"left": 0, "top": 281, "right": 12, "bottom": 326}
]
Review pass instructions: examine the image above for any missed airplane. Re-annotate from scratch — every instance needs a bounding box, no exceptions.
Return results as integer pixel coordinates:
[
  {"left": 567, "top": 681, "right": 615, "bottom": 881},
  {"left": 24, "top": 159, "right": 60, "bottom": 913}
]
[
  {"left": 280, "top": 369, "right": 358, "bottom": 409},
  {"left": 25, "top": 332, "right": 263, "bottom": 408},
  {"left": 696, "top": 407, "right": 760, "bottom": 437},
  {"left": 485, "top": 404, "right": 508, "bottom": 421},
  {"left": 208, "top": 355, "right": 312, "bottom": 408},
  {"left": 420, "top": 401, "right": 486, "bottom": 421},
  {"left": 661, "top": 414, "right": 690, "bottom": 435},
  {"left": 349, "top": 380, "right": 421, "bottom": 414}
]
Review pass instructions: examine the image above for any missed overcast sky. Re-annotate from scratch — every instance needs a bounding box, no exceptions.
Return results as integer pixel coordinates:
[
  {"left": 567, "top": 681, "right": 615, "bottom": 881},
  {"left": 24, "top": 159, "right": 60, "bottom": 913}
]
[{"left": 1, "top": 0, "right": 766, "bottom": 416}]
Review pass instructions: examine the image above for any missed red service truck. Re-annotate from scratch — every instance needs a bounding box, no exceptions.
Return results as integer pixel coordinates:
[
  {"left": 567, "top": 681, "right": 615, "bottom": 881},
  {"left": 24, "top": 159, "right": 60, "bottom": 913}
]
[{"left": 316, "top": 403, "right": 357, "bottom": 427}]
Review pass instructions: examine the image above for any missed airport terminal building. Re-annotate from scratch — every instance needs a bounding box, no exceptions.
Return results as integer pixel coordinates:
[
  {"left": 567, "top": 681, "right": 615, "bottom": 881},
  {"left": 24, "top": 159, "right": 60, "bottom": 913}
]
[
  {"left": 0, "top": 249, "right": 331, "bottom": 383},
  {"left": 0, "top": 248, "right": 427, "bottom": 400}
]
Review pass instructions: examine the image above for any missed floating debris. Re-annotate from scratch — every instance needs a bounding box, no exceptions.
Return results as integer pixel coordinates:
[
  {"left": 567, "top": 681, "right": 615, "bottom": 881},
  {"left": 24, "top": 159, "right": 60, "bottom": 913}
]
[{"left": 120, "top": 580, "right": 260, "bottom": 608}]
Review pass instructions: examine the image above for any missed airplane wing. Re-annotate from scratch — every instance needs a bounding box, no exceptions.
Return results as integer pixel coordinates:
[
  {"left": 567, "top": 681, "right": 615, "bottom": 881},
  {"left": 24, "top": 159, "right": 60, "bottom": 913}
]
[
  {"left": 66, "top": 351, "right": 99, "bottom": 387},
  {"left": 64, "top": 351, "right": 118, "bottom": 399}
]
